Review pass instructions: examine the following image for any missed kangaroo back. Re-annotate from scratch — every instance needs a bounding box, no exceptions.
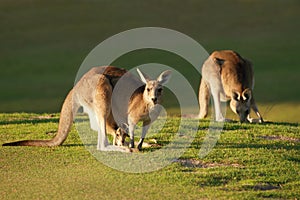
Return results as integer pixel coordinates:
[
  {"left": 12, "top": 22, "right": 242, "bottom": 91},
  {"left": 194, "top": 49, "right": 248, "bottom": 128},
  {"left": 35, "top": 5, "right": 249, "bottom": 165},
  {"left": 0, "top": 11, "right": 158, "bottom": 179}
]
[{"left": 211, "top": 50, "right": 254, "bottom": 94}]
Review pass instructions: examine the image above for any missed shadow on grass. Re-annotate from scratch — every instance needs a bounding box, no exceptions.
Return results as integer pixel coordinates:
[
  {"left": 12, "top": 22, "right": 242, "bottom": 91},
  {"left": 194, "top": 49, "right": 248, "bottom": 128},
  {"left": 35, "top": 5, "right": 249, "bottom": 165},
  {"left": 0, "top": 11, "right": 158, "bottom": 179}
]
[
  {"left": 263, "top": 121, "right": 299, "bottom": 127},
  {"left": 0, "top": 118, "right": 59, "bottom": 125},
  {"left": 198, "top": 176, "right": 231, "bottom": 187},
  {"left": 198, "top": 120, "right": 298, "bottom": 130},
  {"left": 62, "top": 144, "right": 85, "bottom": 147},
  {"left": 197, "top": 121, "right": 252, "bottom": 131},
  {"left": 217, "top": 142, "right": 300, "bottom": 151},
  {"left": 285, "top": 156, "right": 300, "bottom": 163},
  {"left": 223, "top": 120, "right": 299, "bottom": 129}
]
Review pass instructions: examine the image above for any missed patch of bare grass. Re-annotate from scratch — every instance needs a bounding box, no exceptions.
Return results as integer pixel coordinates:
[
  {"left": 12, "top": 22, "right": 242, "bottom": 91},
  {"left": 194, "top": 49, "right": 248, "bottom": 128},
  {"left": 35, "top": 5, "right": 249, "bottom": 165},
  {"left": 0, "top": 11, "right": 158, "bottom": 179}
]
[
  {"left": 174, "top": 158, "right": 244, "bottom": 168},
  {"left": 259, "top": 135, "right": 300, "bottom": 142}
]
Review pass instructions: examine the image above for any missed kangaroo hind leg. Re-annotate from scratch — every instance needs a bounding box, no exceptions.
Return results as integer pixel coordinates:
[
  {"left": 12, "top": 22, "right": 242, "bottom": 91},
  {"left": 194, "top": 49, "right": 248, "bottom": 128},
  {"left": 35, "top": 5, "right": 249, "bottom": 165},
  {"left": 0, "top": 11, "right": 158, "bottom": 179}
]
[
  {"left": 94, "top": 75, "right": 129, "bottom": 152},
  {"left": 206, "top": 74, "right": 225, "bottom": 122},
  {"left": 198, "top": 79, "right": 210, "bottom": 119},
  {"left": 201, "top": 57, "right": 225, "bottom": 122}
]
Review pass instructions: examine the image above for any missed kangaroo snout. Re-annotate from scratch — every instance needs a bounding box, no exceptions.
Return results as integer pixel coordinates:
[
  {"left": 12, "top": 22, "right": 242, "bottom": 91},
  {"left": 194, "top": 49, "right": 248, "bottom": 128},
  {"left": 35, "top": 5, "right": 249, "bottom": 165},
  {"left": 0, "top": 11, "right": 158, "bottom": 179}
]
[{"left": 152, "top": 97, "right": 158, "bottom": 103}]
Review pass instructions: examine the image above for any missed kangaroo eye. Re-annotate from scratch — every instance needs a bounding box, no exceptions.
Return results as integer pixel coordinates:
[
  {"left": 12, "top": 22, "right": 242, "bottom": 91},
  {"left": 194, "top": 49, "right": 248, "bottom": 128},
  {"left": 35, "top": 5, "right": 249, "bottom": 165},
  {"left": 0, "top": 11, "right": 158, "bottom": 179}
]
[{"left": 147, "top": 88, "right": 150, "bottom": 92}]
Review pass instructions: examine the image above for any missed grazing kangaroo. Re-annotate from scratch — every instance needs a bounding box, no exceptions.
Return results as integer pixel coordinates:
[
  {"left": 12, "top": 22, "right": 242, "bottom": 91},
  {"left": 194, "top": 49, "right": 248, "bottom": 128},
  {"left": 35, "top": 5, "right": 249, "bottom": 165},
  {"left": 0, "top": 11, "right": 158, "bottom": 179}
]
[
  {"left": 3, "top": 66, "right": 171, "bottom": 152},
  {"left": 198, "top": 50, "right": 263, "bottom": 123}
]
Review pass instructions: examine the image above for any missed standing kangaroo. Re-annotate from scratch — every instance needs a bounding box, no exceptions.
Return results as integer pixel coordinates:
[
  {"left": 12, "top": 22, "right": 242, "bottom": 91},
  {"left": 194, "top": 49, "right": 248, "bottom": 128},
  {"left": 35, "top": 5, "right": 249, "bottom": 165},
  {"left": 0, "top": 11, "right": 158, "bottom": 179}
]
[
  {"left": 198, "top": 50, "right": 263, "bottom": 123},
  {"left": 128, "top": 69, "right": 171, "bottom": 150},
  {"left": 3, "top": 66, "right": 172, "bottom": 152}
]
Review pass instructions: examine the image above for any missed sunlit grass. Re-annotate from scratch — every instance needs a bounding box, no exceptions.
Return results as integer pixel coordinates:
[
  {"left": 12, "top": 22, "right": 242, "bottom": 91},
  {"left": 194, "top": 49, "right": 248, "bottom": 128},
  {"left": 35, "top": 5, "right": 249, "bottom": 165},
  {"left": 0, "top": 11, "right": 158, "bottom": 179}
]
[{"left": 1, "top": 113, "right": 299, "bottom": 199}]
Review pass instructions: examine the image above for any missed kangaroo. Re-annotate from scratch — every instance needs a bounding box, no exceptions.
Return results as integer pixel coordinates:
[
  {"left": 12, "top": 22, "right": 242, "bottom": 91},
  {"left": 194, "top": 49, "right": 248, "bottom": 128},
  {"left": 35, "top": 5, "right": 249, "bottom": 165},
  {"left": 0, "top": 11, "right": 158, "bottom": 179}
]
[
  {"left": 3, "top": 66, "right": 171, "bottom": 152},
  {"left": 127, "top": 69, "right": 171, "bottom": 151},
  {"left": 3, "top": 66, "right": 130, "bottom": 150},
  {"left": 198, "top": 50, "right": 263, "bottom": 123}
]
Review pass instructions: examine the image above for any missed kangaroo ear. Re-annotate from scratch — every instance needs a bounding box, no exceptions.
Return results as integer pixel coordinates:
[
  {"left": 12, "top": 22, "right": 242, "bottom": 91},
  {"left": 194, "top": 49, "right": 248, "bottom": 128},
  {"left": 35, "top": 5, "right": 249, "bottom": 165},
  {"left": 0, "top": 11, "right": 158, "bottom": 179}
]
[
  {"left": 137, "top": 68, "right": 150, "bottom": 84},
  {"left": 232, "top": 91, "right": 240, "bottom": 101},
  {"left": 242, "top": 88, "right": 252, "bottom": 101},
  {"left": 157, "top": 70, "right": 172, "bottom": 85},
  {"left": 214, "top": 57, "right": 225, "bottom": 66}
]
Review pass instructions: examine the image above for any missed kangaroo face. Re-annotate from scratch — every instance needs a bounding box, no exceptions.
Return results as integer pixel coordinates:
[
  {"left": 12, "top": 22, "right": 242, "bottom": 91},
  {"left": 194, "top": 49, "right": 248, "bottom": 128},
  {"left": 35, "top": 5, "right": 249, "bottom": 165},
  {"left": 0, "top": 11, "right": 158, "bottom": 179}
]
[
  {"left": 144, "top": 81, "right": 163, "bottom": 105},
  {"left": 137, "top": 68, "right": 172, "bottom": 106},
  {"left": 230, "top": 89, "right": 252, "bottom": 122},
  {"left": 114, "top": 125, "right": 129, "bottom": 146}
]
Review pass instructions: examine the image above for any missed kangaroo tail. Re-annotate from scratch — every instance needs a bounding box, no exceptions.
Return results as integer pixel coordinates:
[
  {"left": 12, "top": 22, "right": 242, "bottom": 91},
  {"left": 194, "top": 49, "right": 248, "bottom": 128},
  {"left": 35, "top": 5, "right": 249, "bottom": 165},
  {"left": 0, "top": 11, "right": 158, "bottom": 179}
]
[{"left": 2, "top": 90, "right": 79, "bottom": 147}]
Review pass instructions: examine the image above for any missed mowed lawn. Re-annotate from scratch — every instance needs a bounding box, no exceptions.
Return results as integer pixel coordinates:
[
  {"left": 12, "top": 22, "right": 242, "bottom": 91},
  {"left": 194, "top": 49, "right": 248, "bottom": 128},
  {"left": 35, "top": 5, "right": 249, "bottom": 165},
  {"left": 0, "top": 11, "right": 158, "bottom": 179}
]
[
  {"left": 0, "top": 1, "right": 299, "bottom": 199},
  {"left": 0, "top": 113, "right": 299, "bottom": 199}
]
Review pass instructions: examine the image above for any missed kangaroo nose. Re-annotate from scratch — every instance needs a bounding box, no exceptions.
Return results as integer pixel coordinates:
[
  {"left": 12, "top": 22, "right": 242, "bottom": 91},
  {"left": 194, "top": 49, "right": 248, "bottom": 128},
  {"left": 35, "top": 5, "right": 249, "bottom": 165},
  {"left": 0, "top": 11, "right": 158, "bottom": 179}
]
[{"left": 152, "top": 97, "right": 157, "bottom": 103}]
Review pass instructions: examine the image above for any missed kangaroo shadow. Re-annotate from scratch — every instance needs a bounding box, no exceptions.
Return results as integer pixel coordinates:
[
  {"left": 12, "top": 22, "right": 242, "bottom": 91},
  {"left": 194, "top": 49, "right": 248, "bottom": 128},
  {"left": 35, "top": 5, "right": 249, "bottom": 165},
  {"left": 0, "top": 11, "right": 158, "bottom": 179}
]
[{"left": 0, "top": 116, "right": 59, "bottom": 125}]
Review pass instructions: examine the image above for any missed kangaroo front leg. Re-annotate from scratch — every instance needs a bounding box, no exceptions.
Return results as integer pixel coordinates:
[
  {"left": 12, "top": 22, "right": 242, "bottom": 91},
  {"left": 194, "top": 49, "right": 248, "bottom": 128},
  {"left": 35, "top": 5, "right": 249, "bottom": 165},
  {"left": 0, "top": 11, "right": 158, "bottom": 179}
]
[
  {"left": 249, "top": 97, "right": 264, "bottom": 123},
  {"left": 128, "top": 120, "right": 136, "bottom": 148},
  {"left": 94, "top": 75, "right": 112, "bottom": 151},
  {"left": 137, "top": 122, "right": 151, "bottom": 151},
  {"left": 96, "top": 112, "right": 130, "bottom": 152}
]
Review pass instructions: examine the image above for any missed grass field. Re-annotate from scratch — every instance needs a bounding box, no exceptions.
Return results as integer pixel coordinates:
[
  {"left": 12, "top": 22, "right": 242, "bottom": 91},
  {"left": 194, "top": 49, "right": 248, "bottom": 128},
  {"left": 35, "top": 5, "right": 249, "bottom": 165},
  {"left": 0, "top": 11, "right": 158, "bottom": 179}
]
[
  {"left": 0, "top": 113, "right": 299, "bottom": 199},
  {"left": 0, "top": 1, "right": 299, "bottom": 199}
]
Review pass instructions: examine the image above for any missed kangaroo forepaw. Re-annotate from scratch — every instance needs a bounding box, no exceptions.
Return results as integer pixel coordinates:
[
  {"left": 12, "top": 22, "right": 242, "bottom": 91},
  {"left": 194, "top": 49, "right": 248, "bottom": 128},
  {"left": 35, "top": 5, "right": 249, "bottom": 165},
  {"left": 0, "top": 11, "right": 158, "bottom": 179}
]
[
  {"left": 258, "top": 117, "right": 264, "bottom": 123},
  {"left": 248, "top": 117, "right": 264, "bottom": 123}
]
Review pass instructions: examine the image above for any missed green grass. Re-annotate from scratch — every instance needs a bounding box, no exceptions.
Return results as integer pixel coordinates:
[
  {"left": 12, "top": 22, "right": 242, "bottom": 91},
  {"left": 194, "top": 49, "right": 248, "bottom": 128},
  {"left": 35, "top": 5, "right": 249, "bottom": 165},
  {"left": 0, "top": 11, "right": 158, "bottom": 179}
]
[{"left": 1, "top": 113, "right": 299, "bottom": 199}]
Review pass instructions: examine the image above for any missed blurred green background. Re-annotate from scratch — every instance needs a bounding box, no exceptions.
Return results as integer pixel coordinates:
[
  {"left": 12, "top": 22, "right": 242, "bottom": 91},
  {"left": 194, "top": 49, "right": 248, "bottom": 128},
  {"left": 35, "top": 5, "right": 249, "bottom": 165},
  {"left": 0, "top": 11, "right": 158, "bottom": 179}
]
[{"left": 0, "top": 0, "right": 299, "bottom": 122}]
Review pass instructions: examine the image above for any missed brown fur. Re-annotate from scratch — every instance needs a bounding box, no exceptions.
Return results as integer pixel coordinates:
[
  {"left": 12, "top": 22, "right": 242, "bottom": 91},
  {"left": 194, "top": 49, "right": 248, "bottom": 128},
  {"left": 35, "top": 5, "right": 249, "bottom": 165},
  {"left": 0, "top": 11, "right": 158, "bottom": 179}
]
[
  {"left": 127, "top": 70, "right": 171, "bottom": 150},
  {"left": 198, "top": 50, "right": 263, "bottom": 123}
]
